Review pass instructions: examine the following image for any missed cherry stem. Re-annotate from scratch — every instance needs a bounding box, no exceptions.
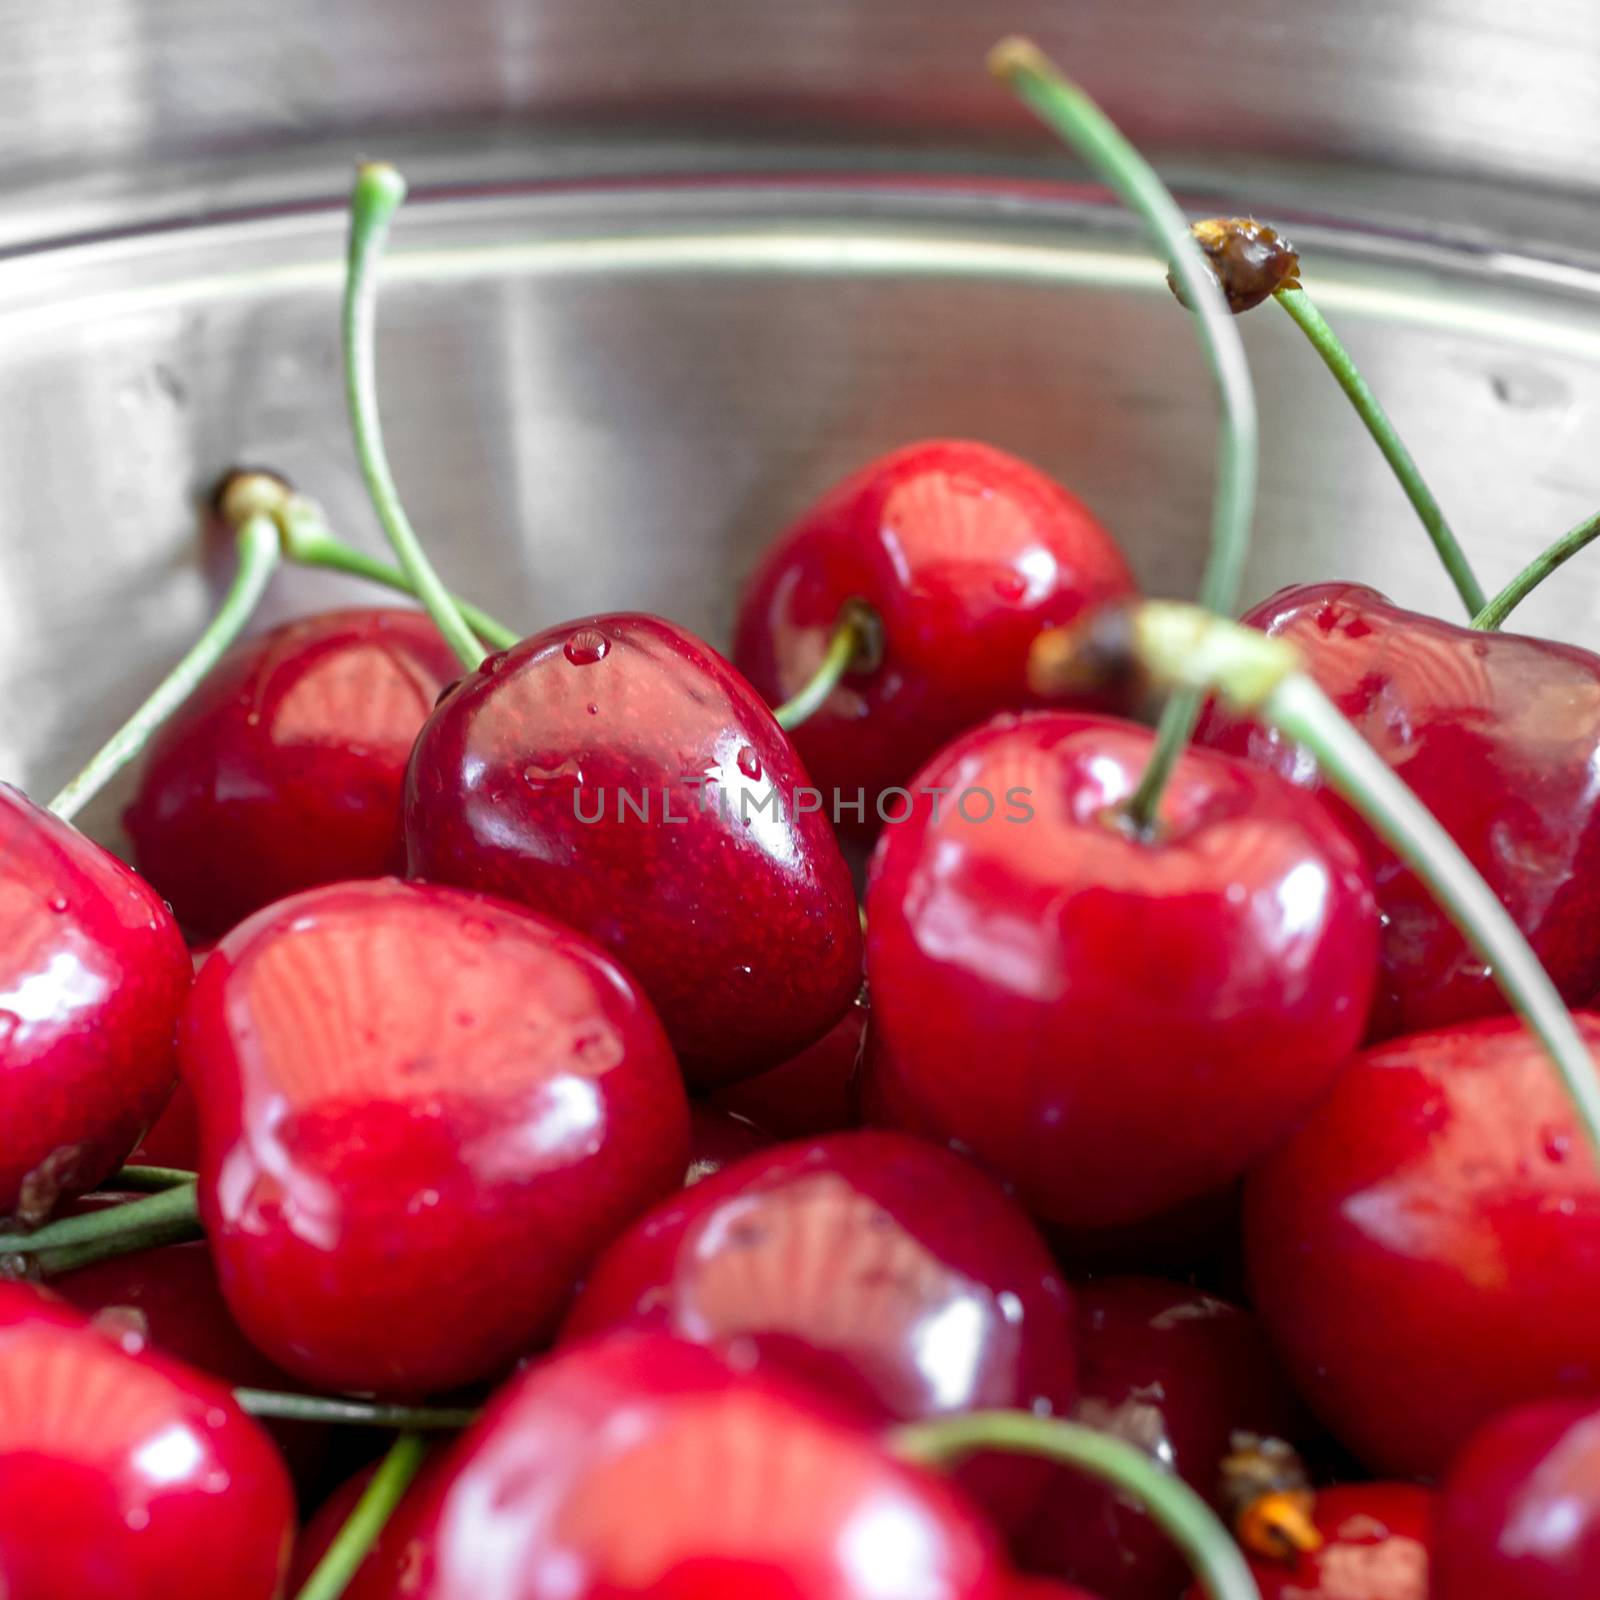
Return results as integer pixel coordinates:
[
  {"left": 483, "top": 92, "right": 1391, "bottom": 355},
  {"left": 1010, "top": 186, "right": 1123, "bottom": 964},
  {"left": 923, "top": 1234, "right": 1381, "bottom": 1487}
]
[
  {"left": 344, "top": 162, "right": 485, "bottom": 670},
  {"left": 1471, "top": 507, "right": 1600, "bottom": 630},
  {"left": 0, "top": 1183, "right": 201, "bottom": 1276},
  {"left": 45, "top": 515, "right": 281, "bottom": 823},
  {"left": 292, "top": 1432, "right": 428, "bottom": 1600},
  {"left": 108, "top": 1166, "right": 197, "bottom": 1192},
  {"left": 990, "top": 39, "right": 1259, "bottom": 834},
  {"left": 771, "top": 599, "right": 880, "bottom": 731},
  {"left": 893, "top": 1412, "right": 1260, "bottom": 1600},
  {"left": 1274, "top": 287, "right": 1485, "bottom": 618},
  {"left": 233, "top": 1390, "right": 477, "bottom": 1430}
]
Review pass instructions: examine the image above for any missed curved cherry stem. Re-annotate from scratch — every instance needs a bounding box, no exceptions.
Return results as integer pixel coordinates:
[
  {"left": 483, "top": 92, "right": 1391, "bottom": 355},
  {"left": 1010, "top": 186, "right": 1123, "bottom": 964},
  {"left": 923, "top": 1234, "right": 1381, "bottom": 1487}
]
[
  {"left": 292, "top": 1432, "right": 428, "bottom": 1600},
  {"left": 1274, "top": 287, "right": 1485, "bottom": 618},
  {"left": 234, "top": 1390, "right": 477, "bottom": 1430},
  {"left": 771, "top": 599, "right": 881, "bottom": 731},
  {"left": 46, "top": 515, "right": 281, "bottom": 822},
  {"left": 108, "top": 1166, "right": 197, "bottom": 1193},
  {"left": 1471, "top": 507, "right": 1600, "bottom": 630},
  {"left": 991, "top": 39, "right": 1258, "bottom": 833},
  {"left": 344, "top": 162, "right": 485, "bottom": 670},
  {"left": 0, "top": 1183, "right": 201, "bottom": 1276},
  {"left": 894, "top": 1412, "right": 1260, "bottom": 1600}
]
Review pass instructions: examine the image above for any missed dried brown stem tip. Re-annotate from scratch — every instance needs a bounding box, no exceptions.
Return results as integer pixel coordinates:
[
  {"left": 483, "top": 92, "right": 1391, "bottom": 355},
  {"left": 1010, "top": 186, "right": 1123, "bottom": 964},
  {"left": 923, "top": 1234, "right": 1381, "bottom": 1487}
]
[
  {"left": 213, "top": 467, "right": 296, "bottom": 530},
  {"left": 988, "top": 36, "right": 1053, "bottom": 83},
  {"left": 1169, "top": 218, "right": 1302, "bottom": 315},
  {"left": 1219, "top": 1433, "right": 1323, "bottom": 1562},
  {"left": 1027, "top": 600, "right": 1147, "bottom": 703}
]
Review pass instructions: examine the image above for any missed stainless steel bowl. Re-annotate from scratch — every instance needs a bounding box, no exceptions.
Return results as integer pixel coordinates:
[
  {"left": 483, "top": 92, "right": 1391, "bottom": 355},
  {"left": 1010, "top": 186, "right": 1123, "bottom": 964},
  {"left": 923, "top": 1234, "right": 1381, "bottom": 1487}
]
[{"left": 5, "top": 2, "right": 1600, "bottom": 847}]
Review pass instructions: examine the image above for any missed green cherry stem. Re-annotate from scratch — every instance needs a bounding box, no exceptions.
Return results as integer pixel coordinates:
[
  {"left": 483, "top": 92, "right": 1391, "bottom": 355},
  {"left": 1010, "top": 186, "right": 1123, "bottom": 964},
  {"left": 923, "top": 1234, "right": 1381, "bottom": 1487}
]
[
  {"left": 1471, "top": 507, "right": 1600, "bottom": 630},
  {"left": 0, "top": 1183, "right": 202, "bottom": 1276},
  {"left": 771, "top": 599, "right": 881, "bottom": 731},
  {"left": 344, "top": 162, "right": 485, "bottom": 670},
  {"left": 990, "top": 38, "right": 1259, "bottom": 833},
  {"left": 107, "top": 1166, "right": 198, "bottom": 1193},
  {"left": 893, "top": 1412, "right": 1260, "bottom": 1600},
  {"left": 292, "top": 1432, "right": 429, "bottom": 1600},
  {"left": 46, "top": 514, "right": 281, "bottom": 823},
  {"left": 1274, "top": 286, "right": 1485, "bottom": 618},
  {"left": 234, "top": 1390, "right": 477, "bottom": 1430}
]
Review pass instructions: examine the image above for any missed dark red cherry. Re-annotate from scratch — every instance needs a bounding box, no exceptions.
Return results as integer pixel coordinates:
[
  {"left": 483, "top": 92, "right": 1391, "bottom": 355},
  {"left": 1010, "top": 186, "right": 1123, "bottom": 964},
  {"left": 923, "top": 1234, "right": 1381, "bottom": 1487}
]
[
  {"left": 124, "top": 607, "right": 460, "bottom": 939},
  {"left": 1197, "top": 582, "right": 1600, "bottom": 1038},
  {"left": 0, "top": 1282, "right": 293, "bottom": 1599},
  {"left": 129, "top": 1077, "right": 200, "bottom": 1169},
  {"left": 1015, "top": 1277, "right": 1308, "bottom": 1600},
  {"left": 710, "top": 988, "right": 867, "bottom": 1139},
  {"left": 346, "top": 1330, "right": 1009, "bottom": 1599},
  {"left": 864, "top": 713, "right": 1379, "bottom": 1230},
  {"left": 181, "top": 878, "right": 690, "bottom": 1395},
  {"left": 1245, "top": 1014, "right": 1600, "bottom": 1477},
  {"left": 289, "top": 1456, "right": 446, "bottom": 1595},
  {"left": 404, "top": 613, "right": 863, "bottom": 1087},
  {"left": 0, "top": 786, "right": 191, "bottom": 1224},
  {"left": 685, "top": 1103, "right": 773, "bottom": 1184},
  {"left": 1181, "top": 1484, "right": 1432, "bottom": 1600},
  {"left": 733, "top": 440, "right": 1136, "bottom": 829},
  {"left": 1435, "top": 1398, "right": 1600, "bottom": 1600},
  {"left": 1009, "top": 1582, "right": 1105, "bottom": 1600}
]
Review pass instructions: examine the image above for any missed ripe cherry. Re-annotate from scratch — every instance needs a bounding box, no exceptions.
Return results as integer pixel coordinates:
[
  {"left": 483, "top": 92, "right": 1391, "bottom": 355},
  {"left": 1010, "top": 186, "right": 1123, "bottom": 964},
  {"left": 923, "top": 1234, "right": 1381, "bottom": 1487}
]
[
  {"left": 124, "top": 607, "right": 460, "bottom": 939},
  {"left": 343, "top": 1329, "right": 1009, "bottom": 1598},
  {"left": 182, "top": 878, "right": 689, "bottom": 1395},
  {"left": 1435, "top": 1398, "right": 1600, "bottom": 1600},
  {"left": 1016, "top": 1277, "right": 1308, "bottom": 1600},
  {"left": 404, "top": 613, "right": 863, "bottom": 1087},
  {"left": 733, "top": 440, "right": 1136, "bottom": 830},
  {"left": 563, "top": 1129, "right": 1077, "bottom": 1526},
  {"left": 1197, "top": 582, "right": 1600, "bottom": 1038},
  {"left": 864, "top": 712, "right": 1379, "bottom": 1230},
  {"left": 0, "top": 786, "right": 191, "bottom": 1224},
  {"left": 0, "top": 1282, "right": 293, "bottom": 1599},
  {"left": 1245, "top": 1014, "right": 1600, "bottom": 1477}
]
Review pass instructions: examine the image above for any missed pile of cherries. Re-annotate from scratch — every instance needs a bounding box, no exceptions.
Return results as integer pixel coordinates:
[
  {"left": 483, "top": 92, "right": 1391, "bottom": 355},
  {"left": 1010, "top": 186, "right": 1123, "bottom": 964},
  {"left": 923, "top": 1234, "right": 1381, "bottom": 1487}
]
[{"left": 8, "top": 53, "right": 1600, "bottom": 1600}]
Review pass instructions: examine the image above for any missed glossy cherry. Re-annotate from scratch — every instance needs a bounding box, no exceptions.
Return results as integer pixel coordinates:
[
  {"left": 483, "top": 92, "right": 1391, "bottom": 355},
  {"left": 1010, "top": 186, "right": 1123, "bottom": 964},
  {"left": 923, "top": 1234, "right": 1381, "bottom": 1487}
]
[
  {"left": 338, "top": 1330, "right": 1010, "bottom": 1599},
  {"left": 1016, "top": 1277, "right": 1307, "bottom": 1600},
  {"left": 1245, "top": 1013, "right": 1600, "bottom": 1477},
  {"left": 1198, "top": 582, "right": 1600, "bottom": 1038},
  {"left": 0, "top": 785, "right": 191, "bottom": 1224},
  {"left": 863, "top": 712, "right": 1379, "bottom": 1230},
  {"left": 1181, "top": 1484, "right": 1432, "bottom": 1600},
  {"left": 404, "top": 613, "right": 862, "bottom": 1087},
  {"left": 181, "top": 878, "right": 690, "bottom": 1395},
  {"left": 1435, "top": 1398, "right": 1600, "bottom": 1600},
  {"left": 125, "top": 606, "right": 460, "bottom": 939},
  {"left": 733, "top": 440, "right": 1136, "bottom": 829},
  {"left": 0, "top": 1282, "right": 293, "bottom": 1599},
  {"left": 685, "top": 1103, "right": 773, "bottom": 1184}
]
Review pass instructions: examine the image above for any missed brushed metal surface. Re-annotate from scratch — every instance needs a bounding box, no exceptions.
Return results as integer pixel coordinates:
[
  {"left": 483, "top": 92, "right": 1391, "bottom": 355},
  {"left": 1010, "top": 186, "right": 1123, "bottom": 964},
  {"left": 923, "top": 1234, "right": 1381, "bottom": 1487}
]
[{"left": 4, "top": 178, "right": 1599, "bottom": 849}]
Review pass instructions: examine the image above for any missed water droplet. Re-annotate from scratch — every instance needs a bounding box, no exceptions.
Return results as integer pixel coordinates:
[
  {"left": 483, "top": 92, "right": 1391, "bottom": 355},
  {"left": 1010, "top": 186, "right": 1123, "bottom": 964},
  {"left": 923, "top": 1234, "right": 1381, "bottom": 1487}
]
[
  {"left": 587, "top": 703, "right": 599, "bottom": 716},
  {"left": 479, "top": 652, "right": 509, "bottom": 677},
  {"left": 1544, "top": 1129, "right": 1572, "bottom": 1164},
  {"left": 994, "top": 571, "right": 1027, "bottom": 602},
  {"left": 244, "top": 711, "right": 261, "bottom": 728},
  {"left": 564, "top": 629, "right": 610, "bottom": 666},
  {"left": 736, "top": 746, "right": 762, "bottom": 781},
  {"left": 46, "top": 896, "right": 67, "bottom": 913}
]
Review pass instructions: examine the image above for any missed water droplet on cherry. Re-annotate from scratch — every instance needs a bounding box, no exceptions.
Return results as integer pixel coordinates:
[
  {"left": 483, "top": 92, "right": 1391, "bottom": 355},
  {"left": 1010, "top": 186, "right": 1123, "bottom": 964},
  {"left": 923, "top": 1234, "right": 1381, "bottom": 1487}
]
[
  {"left": 564, "top": 630, "right": 610, "bottom": 666},
  {"left": 736, "top": 746, "right": 762, "bottom": 780},
  {"left": 994, "top": 572, "right": 1028, "bottom": 602}
]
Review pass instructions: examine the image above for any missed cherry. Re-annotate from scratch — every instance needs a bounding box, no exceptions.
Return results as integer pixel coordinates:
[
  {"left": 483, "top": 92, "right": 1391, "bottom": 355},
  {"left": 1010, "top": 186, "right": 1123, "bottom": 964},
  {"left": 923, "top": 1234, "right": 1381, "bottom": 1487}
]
[
  {"left": 685, "top": 1103, "right": 773, "bottom": 1184},
  {"left": 124, "top": 606, "right": 460, "bottom": 939},
  {"left": 1245, "top": 1013, "right": 1600, "bottom": 1477},
  {"left": 289, "top": 1456, "right": 446, "bottom": 1596},
  {"left": 0, "top": 1281, "right": 293, "bottom": 1599},
  {"left": 128, "top": 1077, "right": 200, "bottom": 1170},
  {"left": 1435, "top": 1398, "right": 1600, "bottom": 1600},
  {"left": 1197, "top": 582, "right": 1600, "bottom": 1038},
  {"left": 563, "top": 1129, "right": 1077, "bottom": 1526},
  {"left": 1181, "top": 1484, "right": 1432, "bottom": 1600},
  {"left": 404, "top": 613, "right": 863, "bottom": 1087},
  {"left": 181, "top": 878, "right": 690, "bottom": 1396},
  {"left": 0, "top": 786, "right": 191, "bottom": 1224},
  {"left": 863, "top": 712, "right": 1378, "bottom": 1230},
  {"left": 340, "top": 1329, "right": 1009, "bottom": 1598},
  {"left": 1016, "top": 1277, "right": 1308, "bottom": 1600},
  {"left": 733, "top": 439, "right": 1136, "bottom": 830},
  {"left": 1009, "top": 1583, "right": 1105, "bottom": 1600}
]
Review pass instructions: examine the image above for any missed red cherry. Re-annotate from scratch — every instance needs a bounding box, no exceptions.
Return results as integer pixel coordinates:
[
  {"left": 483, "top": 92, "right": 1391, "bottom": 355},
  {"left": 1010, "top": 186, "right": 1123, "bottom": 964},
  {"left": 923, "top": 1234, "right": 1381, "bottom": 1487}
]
[
  {"left": 1197, "top": 582, "right": 1600, "bottom": 1037},
  {"left": 129, "top": 1078, "right": 201, "bottom": 1170},
  {"left": 562, "top": 1130, "right": 1077, "bottom": 1526},
  {"left": 1435, "top": 1398, "right": 1600, "bottom": 1600},
  {"left": 124, "top": 607, "right": 460, "bottom": 939},
  {"left": 349, "top": 1330, "right": 1009, "bottom": 1598},
  {"left": 0, "top": 1282, "right": 293, "bottom": 1599},
  {"left": 1181, "top": 1484, "right": 1432, "bottom": 1600},
  {"left": 733, "top": 440, "right": 1136, "bottom": 829},
  {"left": 1245, "top": 1014, "right": 1600, "bottom": 1477},
  {"left": 685, "top": 1103, "right": 773, "bottom": 1184},
  {"left": 1015, "top": 1277, "right": 1308, "bottom": 1600},
  {"left": 864, "top": 712, "right": 1379, "bottom": 1229},
  {"left": 290, "top": 1456, "right": 446, "bottom": 1595},
  {"left": 0, "top": 786, "right": 191, "bottom": 1223},
  {"left": 404, "top": 613, "right": 863, "bottom": 1087},
  {"left": 181, "top": 878, "right": 690, "bottom": 1395}
]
